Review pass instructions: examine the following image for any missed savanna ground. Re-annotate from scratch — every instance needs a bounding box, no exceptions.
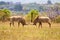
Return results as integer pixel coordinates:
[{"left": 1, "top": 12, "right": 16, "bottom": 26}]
[{"left": 0, "top": 21, "right": 60, "bottom": 40}]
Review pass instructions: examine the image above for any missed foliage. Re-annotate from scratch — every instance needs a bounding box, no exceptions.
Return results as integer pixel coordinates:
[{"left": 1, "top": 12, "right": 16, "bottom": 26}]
[
  {"left": 0, "top": 1, "right": 7, "bottom": 5},
  {"left": 41, "top": 12, "right": 48, "bottom": 17},
  {"left": 26, "top": 9, "right": 39, "bottom": 22},
  {"left": 14, "top": 4, "right": 23, "bottom": 11},
  {"left": 55, "top": 15, "right": 60, "bottom": 23},
  {"left": 0, "top": 9, "right": 11, "bottom": 21},
  {"left": 2, "top": 9, "right": 11, "bottom": 17}
]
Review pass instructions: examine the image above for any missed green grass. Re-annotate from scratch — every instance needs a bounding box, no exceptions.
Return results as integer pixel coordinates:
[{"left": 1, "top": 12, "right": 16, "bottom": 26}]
[{"left": 0, "top": 22, "right": 60, "bottom": 40}]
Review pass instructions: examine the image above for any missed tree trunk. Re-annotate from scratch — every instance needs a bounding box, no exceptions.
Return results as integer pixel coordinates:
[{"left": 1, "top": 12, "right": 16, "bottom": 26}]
[{"left": 31, "top": 12, "right": 33, "bottom": 22}]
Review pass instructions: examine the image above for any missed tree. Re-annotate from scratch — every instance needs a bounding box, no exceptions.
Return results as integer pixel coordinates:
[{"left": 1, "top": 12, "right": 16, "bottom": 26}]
[
  {"left": 14, "top": 3, "right": 23, "bottom": 11},
  {"left": 0, "top": 10, "right": 4, "bottom": 20},
  {"left": 55, "top": 15, "right": 60, "bottom": 23},
  {"left": 26, "top": 9, "right": 39, "bottom": 22},
  {"left": 0, "top": 9, "right": 11, "bottom": 21},
  {"left": 0, "top": 1, "right": 7, "bottom": 5}
]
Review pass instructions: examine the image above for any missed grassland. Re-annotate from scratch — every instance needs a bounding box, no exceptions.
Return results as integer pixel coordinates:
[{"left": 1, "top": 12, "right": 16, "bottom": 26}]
[{"left": 0, "top": 22, "right": 60, "bottom": 40}]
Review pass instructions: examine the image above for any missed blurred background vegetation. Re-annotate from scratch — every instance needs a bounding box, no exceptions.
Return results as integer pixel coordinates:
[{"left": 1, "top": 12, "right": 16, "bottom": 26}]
[{"left": 0, "top": 0, "right": 60, "bottom": 23}]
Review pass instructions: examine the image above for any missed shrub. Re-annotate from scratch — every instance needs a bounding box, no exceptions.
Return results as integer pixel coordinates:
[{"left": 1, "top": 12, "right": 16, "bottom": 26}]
[
  {"left": 55, "top": 15, "right": 60, "bottom": 23},
  {"left": 26, "top": 9, "right": 39, "bottom": 22}
]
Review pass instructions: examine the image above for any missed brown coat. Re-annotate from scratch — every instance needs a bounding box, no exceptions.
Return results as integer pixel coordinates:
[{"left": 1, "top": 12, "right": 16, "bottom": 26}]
[
  {"left": 9, "top": 16, "right": 27, "bottom": 27},
  {"left": 33, "top": 16, "right": 51, "bottom": 28}
]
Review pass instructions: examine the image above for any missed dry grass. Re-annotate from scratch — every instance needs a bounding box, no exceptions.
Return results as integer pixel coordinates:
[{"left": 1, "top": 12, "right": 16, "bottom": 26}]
[{"left": 0, "top": 22, "right": 60, "bottom": 40}]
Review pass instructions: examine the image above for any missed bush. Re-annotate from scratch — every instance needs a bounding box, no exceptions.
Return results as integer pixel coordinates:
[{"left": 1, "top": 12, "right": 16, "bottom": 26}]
[
  {"left": 55, "top": 15, "right": 60, "bottom": 23},
  {"left": 0, "top": 9, "right": 11, "bottom": 21},
  {"left": 26, "top": 9, "right": 39, "bottom": 22}
]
